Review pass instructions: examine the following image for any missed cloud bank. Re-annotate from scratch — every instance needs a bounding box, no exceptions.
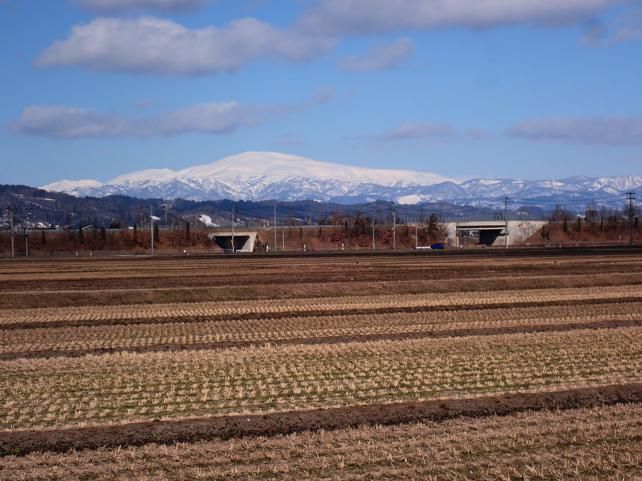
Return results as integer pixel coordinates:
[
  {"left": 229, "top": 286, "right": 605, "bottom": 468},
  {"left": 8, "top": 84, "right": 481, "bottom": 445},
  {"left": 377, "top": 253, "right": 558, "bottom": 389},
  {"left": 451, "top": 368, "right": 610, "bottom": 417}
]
[
  {"left": 13, "top": 103, "right": 254, "bottom": 139},
  {"left": 370, "top": 122, "right": 456, "bottom": 141},
  {"left": 76, "top": 0, "right": 208, "bottom": 11},
  {"left": 37, "top": 17, "right": 336, "bottom": 75},
  {"left": 363, "top": 122, "right": 494, "bottom": 142},
  {"left": 39, "top": 1, "right": 628, "bottom": 76},
  {"left": 508, "top": 117, "right": 642, "bottom": 145},
  {"left": 338, "top": 38, "right": 414, "bottom": 71},
  {"left": 298, "top": 0, "right": 623, "bottom": 35},
  {"left": 12, "top": 90, "right": 334, "bottom": 139}
]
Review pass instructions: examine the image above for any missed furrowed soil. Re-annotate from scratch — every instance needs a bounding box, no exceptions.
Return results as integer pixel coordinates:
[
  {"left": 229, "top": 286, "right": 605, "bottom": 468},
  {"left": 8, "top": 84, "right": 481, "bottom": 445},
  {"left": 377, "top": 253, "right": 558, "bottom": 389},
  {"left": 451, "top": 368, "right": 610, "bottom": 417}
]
[
  {"left": 1, "top": 251, "right": 641, "bottom": 479},
  {"left": 2, "top": 403, "right": 640, "bottom": 480},
  {"left": 2, "top": 383, "right": 640, "bottom": 456}
]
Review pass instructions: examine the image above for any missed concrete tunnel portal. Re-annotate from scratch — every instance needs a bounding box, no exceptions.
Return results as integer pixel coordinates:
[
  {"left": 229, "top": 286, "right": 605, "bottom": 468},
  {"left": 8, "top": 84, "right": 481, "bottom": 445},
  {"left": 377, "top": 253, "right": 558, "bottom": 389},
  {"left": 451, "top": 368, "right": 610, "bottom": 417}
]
[
  {"left": 478, "top": 228, "right": 504, "bottom": 246},
  {"left": 454, "top": 221, "right": 508, "bottom": 247},
  {"left": 209, "top": 231, "right": 257, "bottom": 253}
]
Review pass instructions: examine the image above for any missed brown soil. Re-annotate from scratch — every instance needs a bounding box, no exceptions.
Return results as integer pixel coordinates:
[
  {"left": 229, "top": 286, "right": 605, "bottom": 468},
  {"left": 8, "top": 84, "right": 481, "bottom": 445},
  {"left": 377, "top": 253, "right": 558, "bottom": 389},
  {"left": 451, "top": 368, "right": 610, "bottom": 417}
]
[
  {"left": 2, "top": 383, "right": 640, "bottom": 457},
  {"left": 3, "top": 272, "right": 642, "bottom": 309},
  {"left": 3, "top": 254, "right": 642, "bottom": 297},
  {"left": 3, "top": 261, "right": 642, "bottom": 286}
]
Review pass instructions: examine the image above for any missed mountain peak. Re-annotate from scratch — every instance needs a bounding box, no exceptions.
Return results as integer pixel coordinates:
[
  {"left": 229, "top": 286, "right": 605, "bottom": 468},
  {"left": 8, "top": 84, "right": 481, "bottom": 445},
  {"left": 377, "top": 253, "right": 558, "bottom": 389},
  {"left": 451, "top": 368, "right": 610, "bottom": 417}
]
[
  {"left": 42, "top": 179, "right": 104, "bottom": 196},
  {"left": 177, "top": 151, "right": 453, "bottom": 186}
]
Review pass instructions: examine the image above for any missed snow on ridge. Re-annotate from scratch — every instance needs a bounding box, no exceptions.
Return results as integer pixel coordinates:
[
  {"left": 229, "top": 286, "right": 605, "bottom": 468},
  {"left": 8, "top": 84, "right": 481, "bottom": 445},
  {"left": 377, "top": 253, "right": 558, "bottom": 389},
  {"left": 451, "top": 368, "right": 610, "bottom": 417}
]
[
  {"left": 42, "top": 151, "right": 454, "bottom": 200},
  {"left": 42, "top": 179, "right": 103, "bottom": 191},
  {"left": 174, "top": 151, "right": 452, "bottom": 187},
  {"left": 397, "top": 194, "right": 424, "bottom": 205},
  {"left": 39, "top": 151, "right": 641, "bottom": 208},
  {"left": 110, "top": 168, "right": 177, "bottom": 184}
]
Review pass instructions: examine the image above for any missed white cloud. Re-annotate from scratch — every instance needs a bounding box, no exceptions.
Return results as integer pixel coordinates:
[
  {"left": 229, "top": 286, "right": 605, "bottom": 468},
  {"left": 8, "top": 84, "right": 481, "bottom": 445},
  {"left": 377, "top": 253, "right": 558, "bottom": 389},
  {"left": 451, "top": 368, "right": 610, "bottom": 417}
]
[
  {"left": 152, "top": 102, "right": 256, "bottom": 135},
  {"left": 508, "top": 117, "right": 642, "bottom": 145},
  {"left": 362, "top": 122, "right": 494, "bottom": 141},
  {"left": 612, "top": 13, "right": 642, "bottom": 43},
  {"left": 373, "top": 122, "right": 456, "bottom": 141},
  {"left": 615, "top": 25, "right": 642, "bottom": 41},
  {"left": 13, "top": 107, "right": 126, "bottom": 139},
  {"left": 614, "top": 25, "right": 642, "bottom": 42},
  {"left": 464, "top": 128, "right": 493, "bottom": 140},
  {"left": 582, "top": 9, "right": 642, "bottom": 46},
  {"left": 298, "top": 0, "right": 623, "bottom": 35},
  {"left": 338, "top": 38, "right": 414, "bottom": 71},
  {"left": 37, "top": 17, "right": 336, "bottom": 75},
  {"left": 12, "top": 103, "right": 254, "bottom": 139},
  {"left": 12, "top": 91, "right": 334, "bottom": 139},
  {"left": 40, "top": 2, "right": 624, "bottom": 76},
  {"left": 76, "top": 0, "right": 207, "bottom": 11}
]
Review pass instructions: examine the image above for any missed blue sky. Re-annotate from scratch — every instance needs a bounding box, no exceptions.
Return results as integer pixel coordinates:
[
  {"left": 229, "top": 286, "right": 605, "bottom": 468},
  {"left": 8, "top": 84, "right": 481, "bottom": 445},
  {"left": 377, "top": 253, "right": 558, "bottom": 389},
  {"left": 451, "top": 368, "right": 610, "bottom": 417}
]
[{"left": 2, "top": 0, "right": 642, "bottom": 185}]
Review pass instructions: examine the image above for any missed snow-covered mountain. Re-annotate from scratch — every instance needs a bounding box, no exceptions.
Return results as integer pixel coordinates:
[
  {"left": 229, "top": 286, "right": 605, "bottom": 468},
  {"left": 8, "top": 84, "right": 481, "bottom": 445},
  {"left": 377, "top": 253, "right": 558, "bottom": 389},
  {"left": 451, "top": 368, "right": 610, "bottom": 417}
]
[
  {"left": 42, "top": 151, "right": 642, "bottom": 209},
  {"left": 43, "top": 152, "right": 452, "bottom": 202}
]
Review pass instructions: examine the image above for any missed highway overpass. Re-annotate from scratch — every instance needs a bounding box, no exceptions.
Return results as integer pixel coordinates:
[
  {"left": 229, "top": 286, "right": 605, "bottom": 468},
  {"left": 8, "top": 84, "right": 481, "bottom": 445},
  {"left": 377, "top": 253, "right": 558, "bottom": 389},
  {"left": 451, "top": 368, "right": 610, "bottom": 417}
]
[{"left": 445, "top": 220, "right": 547, "bottom": 247}]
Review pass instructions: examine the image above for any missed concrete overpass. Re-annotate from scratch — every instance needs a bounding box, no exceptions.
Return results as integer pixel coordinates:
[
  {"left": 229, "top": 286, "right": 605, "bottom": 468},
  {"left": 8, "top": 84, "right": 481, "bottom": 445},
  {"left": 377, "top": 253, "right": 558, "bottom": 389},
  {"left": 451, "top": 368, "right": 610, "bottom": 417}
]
[
  {"left": 446, "top": 220, "right": 547, "bottom": 247},
  {"left": 208, "top": 231, "right": 258, "bottom": 253}
]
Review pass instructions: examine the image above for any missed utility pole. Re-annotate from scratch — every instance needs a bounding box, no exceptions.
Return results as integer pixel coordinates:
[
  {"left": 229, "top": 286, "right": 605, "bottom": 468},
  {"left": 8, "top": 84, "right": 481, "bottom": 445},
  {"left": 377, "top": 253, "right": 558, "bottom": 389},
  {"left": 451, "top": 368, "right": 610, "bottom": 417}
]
[
  {"left": 282, "top": 230, "right": 285, "bottom": 252},
  {"left": 415, "top": 221, "right": 418, "bottom": 250},
  {"left": 504, "top": 196, "right": 509, "bottom": 248},
  {"left": 232, "top": 206, "right": 236, "bottom": 254},
  {"left": 161, "top": 203, "right": 169, "bottom": 226},
  {"left": 7, "top": 206, "right": 15, "bottom": 258},
  {"left": 392, "top": 209, "right": 396, "bottom": 251},
  {"left": 626, "top": 191, "right": 637, "bottom": 246},
  {"left": 24, "top": 227, "right": 29, "bottom": 257},
  {"left": 150, "top": 207, "right": 154, "bottom": 256},
  {"left": 24, "top": 208, "right": 31, "bottom": 257},
  {"left": 273, "top": 203, "right": 277, "bottom": 253}
]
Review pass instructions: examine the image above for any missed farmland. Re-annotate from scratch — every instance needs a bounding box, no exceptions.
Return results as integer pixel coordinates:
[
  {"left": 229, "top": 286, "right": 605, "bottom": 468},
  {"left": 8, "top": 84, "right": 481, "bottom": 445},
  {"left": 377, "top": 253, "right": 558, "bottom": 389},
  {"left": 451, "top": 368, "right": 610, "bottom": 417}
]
[{"left": 1, "top": 250, "right": 641, "bottom": 480}]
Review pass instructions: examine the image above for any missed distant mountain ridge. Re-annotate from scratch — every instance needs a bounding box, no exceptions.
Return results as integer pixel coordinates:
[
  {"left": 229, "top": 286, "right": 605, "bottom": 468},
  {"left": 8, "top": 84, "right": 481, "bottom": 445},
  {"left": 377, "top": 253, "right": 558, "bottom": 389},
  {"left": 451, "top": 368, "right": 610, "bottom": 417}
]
[
  {"left": 0, "top": 185, "right": 510, "bottom": 231},
  {"left": 42, "top": 152, "right": 642, "bottom": 209}
]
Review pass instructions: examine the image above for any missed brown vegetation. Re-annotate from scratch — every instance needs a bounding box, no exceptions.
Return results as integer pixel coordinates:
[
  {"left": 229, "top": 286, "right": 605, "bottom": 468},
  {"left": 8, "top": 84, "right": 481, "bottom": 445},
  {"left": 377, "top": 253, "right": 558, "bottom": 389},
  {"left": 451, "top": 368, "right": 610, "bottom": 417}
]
[
  {"left": 533, "top": 217, "right": 641, "bottom": 245},
  {"left": 0, "top": 218, "right": 449, "bottom": 256},
  {"left": 1, "top": 252, "right": 640, "bottom": 479},
  {"left": 1, "top": 403, "right": 640, "bottom": 480}
]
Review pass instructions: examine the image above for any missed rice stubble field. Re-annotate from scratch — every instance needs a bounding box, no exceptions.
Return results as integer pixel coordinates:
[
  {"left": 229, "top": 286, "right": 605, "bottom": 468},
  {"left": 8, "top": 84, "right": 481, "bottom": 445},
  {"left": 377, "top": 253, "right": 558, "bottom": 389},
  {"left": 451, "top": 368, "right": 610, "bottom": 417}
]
[{"left": 1, "top": 252, "right": 641, "bottom": 480}]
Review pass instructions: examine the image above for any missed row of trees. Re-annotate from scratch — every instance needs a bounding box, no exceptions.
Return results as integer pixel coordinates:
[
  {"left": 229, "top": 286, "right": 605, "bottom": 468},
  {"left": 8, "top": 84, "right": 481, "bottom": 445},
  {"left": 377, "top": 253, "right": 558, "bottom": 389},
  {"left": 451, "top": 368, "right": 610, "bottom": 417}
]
[
  {"left": 0, "top": 222, "right": 216, "bottom": 255},
  {"left": 542, "top": 206, "right": 640, "bottom": 242},
  {"left": 254, "top": 213, "right": 448, "bottom": 251}
]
